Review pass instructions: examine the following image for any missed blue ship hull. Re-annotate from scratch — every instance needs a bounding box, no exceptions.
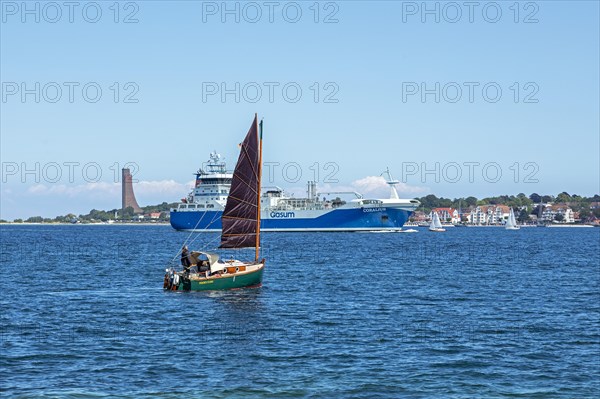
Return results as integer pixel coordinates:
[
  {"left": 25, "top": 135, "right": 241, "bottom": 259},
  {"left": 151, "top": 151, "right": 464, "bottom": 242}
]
[{"left": 170, "top": 207, "right": 413, "bottom": 231}]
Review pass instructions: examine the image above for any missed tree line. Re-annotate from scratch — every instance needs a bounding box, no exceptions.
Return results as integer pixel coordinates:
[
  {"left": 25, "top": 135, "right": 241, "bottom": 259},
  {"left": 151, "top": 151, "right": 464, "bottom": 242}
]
[
  {"left": 415, "top": 192, "right": 600, "bottom": 222},
  {"left": 8, "top": 202, "right": 179, "bottom": 223}
]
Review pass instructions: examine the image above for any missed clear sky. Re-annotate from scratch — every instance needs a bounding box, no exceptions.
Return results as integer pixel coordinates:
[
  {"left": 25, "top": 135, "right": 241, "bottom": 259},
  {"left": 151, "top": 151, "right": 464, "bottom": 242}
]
[{"left": 1, "top": 0, "right": 599, "bottom": 220}]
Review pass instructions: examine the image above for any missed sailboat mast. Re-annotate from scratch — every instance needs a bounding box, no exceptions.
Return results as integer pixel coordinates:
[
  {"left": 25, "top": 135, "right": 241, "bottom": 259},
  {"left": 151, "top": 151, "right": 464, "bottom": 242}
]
[{"left": 256, "top": 116, "right": 263, "bottom": 262}]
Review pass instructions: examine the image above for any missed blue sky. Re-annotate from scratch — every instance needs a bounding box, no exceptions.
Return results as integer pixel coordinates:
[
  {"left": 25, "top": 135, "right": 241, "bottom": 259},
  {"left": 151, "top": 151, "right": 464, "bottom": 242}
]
[{"left": 1, "top": 0, "right": 599, "bottom": 219}]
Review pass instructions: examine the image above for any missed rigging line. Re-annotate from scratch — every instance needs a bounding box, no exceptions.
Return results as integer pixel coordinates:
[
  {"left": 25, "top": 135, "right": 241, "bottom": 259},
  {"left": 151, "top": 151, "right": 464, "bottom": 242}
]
[
  {"left": 225, "top": 195, "right": 258, "bottom": 208},
  {"left": 199, "top": 231, "right": 222, "bottom": 251},
  {"left": 222, "top": 215, "right": 257, "bottom": 221},
  {"left": 201, "top": 201, "right": 256, "bottom": 250},
  {"left": 200, "top": 235, "right": 223, "bottom": 255},
  {"left": 172, "top": 161, "right": 257, "bottom": 259},
  {"left": 240, "top": 142, "right": 259, "bottom": 182},
  {"left": 231, "top": 171, "right": 259, "bottom": 196},
  {"left": 193, "top": 234, "right": 223, "bottom": 265},
  {"left": 182, "top": 208, "right": 208, "bottom": 245},
  {"left": 199, "top": 214, "right": 257, "bottom": 255},
  {"left": 170, "top": 207, "right": 210, "bottom": 263},
  {"left": 184, "top": 207, "right": 227, "bottom": 255},
  {"left": 169, "top": 209, "right": 222, "bottom": 271},
  {"left": 185, "top": 210, "right": 222, "bottom": 252}
]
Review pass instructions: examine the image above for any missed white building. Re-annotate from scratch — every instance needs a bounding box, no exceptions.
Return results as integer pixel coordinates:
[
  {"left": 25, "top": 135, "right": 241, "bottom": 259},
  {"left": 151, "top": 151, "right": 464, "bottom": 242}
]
[
  {"left": 467, "top": 205, "right": 510, "bottom": 225},
  {"left": 428, "top": 208, "right": 459, "bottom": 224},
  {"left": 542, "top": 205, "right": 574, "bottom": 223}
]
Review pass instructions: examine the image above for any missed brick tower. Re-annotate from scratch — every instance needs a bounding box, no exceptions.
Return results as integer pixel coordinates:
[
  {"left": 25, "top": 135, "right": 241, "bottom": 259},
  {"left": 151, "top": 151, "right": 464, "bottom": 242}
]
[{"left": 122, "top": 168, "right": 143, "bottom": 213}]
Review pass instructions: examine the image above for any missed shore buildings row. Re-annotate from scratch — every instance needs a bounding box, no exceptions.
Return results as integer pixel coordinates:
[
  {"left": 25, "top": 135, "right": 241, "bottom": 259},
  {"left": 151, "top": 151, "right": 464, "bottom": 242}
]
[{"left": 418, "top": 204, "right": 577, "bottom": 225}]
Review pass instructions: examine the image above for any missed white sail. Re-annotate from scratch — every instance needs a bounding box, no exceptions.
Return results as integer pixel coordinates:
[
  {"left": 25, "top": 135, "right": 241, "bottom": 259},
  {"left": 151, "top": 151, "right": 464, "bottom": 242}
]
[
  {"left": 434, "top": 212, "right": 443, "bottom": 229},
  {"left": 506, "top": 208, "right": 519, "bottom": 230},
  {"left": 429, "top": 211, "right": 446, "bottom": 232},
  {"left": 429, "top": 214, "right": 436, "bottom": 230},
  {"left": 506, "top": 209, "right": 514, "bottom": 228}
]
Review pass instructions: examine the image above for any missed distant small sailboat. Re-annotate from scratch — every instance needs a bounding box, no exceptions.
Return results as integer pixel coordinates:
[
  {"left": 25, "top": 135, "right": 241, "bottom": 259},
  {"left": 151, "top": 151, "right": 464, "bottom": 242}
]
[
  {"left": 505, "top": 208, "right": 520, "bottom": 230},
  {"left": 429, "top": 211, "right": 446, "bottom": 232},
  {"left": 164, "top": 114, "right": 266, "bottom": 291}
]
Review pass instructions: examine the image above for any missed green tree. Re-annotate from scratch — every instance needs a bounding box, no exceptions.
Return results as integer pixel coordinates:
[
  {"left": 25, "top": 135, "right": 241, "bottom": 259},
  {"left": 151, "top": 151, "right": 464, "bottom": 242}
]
[
  {"left": 121, "top": 207, "right": 135, "bottom": 218},
  {"left": 579, "top": 208, "right": 591, "bottom": 221},
  {"left": 531, "top": 205, "right": 543, "bottom": 216},
  {"left": 438, "top": 197, "right": 453, "bottom": 207},
  {"left": 518, "top": 209, "right": 530, "bottom": 223},
  {"left": 465, "top": 196, "right": 478, "bottom": 207},
  {"left": 542, "top": 195, "right": 554, "bottom": 203},
  {"left": 25, "top": 216, "right": 43, "bottom": 223},
  {"left": 419, "top": 194, "right": 439, "bottom": 209},
  {"left": 529, "top": 193, "right": 541, "bottom": 203},
  {"left": 554, "top": 214, "right": 564, "bottom": 222},
  {"left": 515, "top": 193, "right": 532, "bottom": 207},
  {"left": 556, "top": 192, "right": 572, "bottom": 203}
]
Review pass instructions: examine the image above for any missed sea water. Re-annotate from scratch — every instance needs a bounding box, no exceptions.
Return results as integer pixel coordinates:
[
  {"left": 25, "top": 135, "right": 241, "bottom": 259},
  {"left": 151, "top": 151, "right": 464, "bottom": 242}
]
[{"left": 1, "top": 225, "right": 599, "bottom": 398}]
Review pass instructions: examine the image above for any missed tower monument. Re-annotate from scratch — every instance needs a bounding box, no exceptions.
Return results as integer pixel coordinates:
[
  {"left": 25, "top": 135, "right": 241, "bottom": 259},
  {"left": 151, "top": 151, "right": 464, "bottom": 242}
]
[{"left": 121, "top": 168, "right": 142, "bottom": 213}]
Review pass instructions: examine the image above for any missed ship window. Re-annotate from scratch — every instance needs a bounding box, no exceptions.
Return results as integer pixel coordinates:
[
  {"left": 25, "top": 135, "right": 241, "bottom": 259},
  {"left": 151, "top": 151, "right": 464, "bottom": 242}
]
[{"left": 363, "top": 199, "right": 382, "bottom": 205}]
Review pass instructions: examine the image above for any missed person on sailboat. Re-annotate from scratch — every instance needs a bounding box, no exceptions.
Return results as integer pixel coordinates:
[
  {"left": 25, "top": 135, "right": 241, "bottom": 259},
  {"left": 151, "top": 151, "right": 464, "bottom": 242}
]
[
  {"left": 181, "top": 246, "right": 192, "bottom": 271},
  {"left": 197, "top": 253, "right": 210, "bottom": 273}
]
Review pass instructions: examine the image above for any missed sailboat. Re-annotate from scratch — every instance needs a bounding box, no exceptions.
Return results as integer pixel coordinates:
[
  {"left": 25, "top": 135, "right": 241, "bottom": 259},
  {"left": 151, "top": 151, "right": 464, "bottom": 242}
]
[
  {"left": 429, "top": 211, "right": 446, "bottom": 232},
  {"left": 164, "top": 115, "right": 266, "bottom": 291},
  {"left": 505, "top": 207, "right": 520, "bottom": 230}
]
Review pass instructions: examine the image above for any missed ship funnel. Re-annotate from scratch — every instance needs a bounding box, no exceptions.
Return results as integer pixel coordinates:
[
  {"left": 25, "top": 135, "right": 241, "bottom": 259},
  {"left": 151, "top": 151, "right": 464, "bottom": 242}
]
[{"left": 307, "top": 181, "right": 318, "bottom": 200}]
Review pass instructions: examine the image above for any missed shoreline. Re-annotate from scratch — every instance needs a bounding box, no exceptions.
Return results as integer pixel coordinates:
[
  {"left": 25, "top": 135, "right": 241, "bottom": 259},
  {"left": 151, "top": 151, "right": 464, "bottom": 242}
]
[
  {"left": 0, "top": 222, "right": 171, "bottom": 226},
  {"left": 1, "top": 222, "right": 597, "bottom": 228},
  {"left": 546, "top": 224, "right": 596, "bottom": 228}
]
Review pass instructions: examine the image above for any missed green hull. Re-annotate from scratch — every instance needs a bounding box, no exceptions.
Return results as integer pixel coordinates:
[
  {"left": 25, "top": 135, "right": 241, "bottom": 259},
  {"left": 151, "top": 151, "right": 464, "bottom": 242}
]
[{"left": 171, "top": 265, "right": 264, "bottom": 292}]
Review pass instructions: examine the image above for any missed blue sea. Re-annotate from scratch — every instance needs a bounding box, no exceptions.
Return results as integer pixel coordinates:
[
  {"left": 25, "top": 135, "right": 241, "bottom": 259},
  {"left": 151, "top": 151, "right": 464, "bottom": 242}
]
[{"left": 1, "top": 225, "right": 599, "bottom": 398}]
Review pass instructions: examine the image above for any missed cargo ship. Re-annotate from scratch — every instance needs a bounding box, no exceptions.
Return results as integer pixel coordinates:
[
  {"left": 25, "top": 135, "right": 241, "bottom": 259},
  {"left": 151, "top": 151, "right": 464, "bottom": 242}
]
[{"left": 170, "top": 152, "right": 420, "bottom": 231}]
